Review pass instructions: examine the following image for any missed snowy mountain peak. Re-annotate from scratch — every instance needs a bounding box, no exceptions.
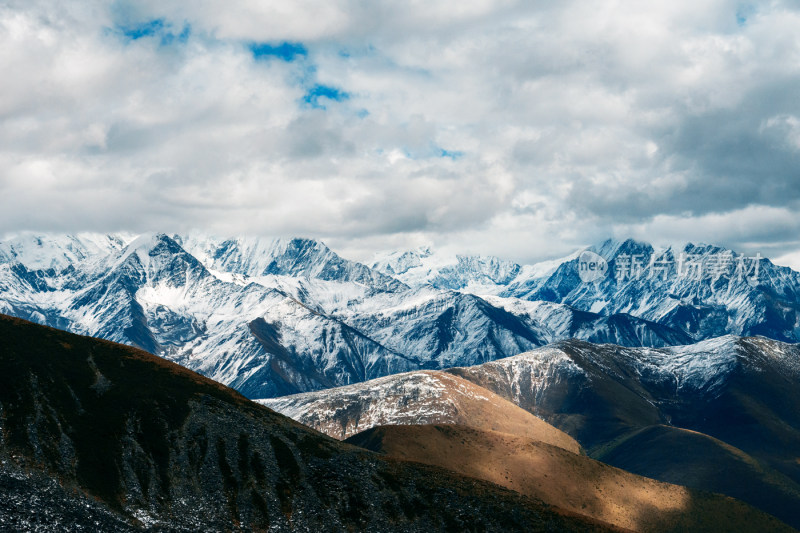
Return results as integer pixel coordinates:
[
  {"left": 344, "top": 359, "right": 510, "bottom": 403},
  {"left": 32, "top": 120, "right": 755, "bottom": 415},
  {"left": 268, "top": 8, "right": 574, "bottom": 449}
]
[
  {"left": 371, "top": 247, "right": 523, "bottom": 293},
  {"left": 113, "top": 233, "right": 207, "bottom": 281},
  {"left": 176, "top": 234, "right": 406, "bottom": 292},
  {"left": 0, "top": 232, "right": 134, "bottom": 271},
  {"left": 370, "top": 247, "right": 435, "bottom": 276},
  {"left": 120, "top": 232, "right": 179, "bottom": 260},
  {"left": 592, "top": 238, "right": 654, "bottom": 260}
]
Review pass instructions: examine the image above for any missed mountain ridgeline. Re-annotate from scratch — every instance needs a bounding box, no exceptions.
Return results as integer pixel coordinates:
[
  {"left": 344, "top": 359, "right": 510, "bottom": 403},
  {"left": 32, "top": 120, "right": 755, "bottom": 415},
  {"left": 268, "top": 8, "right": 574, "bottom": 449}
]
[{"left": 1, "top": 232, "right": 799, "bottom": 399}]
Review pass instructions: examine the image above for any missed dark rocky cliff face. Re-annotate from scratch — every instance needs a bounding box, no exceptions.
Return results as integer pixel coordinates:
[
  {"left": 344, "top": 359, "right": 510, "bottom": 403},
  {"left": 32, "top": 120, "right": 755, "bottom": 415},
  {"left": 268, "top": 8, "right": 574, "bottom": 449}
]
[{"left": 0, "top": 314, "right": 614, "bottom": 532}]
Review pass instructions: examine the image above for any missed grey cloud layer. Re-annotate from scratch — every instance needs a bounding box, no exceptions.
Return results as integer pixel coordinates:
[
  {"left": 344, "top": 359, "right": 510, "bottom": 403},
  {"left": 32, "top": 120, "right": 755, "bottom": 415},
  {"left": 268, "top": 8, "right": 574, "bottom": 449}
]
[{"left": 1, "top": 0, "right": 799, "bottom": 263}]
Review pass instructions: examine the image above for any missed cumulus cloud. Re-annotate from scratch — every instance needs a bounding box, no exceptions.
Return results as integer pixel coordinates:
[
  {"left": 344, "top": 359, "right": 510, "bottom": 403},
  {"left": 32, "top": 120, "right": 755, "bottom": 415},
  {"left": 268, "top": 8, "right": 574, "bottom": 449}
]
[{"left": 1, "top": 0, "right": 799, "bottom": 264}]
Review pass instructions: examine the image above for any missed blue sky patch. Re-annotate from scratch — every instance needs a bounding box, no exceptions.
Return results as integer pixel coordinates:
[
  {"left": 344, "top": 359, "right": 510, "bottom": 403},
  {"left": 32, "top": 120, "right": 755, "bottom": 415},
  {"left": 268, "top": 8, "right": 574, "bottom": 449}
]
[
  {"left": 121, "top": 18, "right": 164, "bottom": 40},
  {"left": 303, "top": 84, "right": 350, "bottom": 109},
  {"left": 116, "top": 18, "right": 190, "bottom": 45},
  {"left": 736, "top": 11, "right": 747, "bottom": 26},
  {"left": 250, "top": 42, "right": 308, "bottom": 61},
  {"left": 438, "top": 148, "right": 464, "bottom": 160},
  {"left": 398, "top": 145, "right": 465, "bottom": 160},
  {"left": 736, "top": 5, "right": 756, "bottom": 27}
]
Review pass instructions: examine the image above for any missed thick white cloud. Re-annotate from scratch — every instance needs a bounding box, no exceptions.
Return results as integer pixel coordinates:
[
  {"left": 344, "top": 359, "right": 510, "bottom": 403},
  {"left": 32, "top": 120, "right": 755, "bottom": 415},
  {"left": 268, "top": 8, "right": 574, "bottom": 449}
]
[{"left": 1, "top": 0, "right": 799, "bottom": 263}]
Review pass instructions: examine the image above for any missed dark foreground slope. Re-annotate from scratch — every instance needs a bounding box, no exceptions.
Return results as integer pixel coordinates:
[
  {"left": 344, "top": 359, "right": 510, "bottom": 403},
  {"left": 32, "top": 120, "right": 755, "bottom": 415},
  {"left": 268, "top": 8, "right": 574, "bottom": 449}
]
[{"left": 0, "top": 315, "right": 615, "bottom": 532}]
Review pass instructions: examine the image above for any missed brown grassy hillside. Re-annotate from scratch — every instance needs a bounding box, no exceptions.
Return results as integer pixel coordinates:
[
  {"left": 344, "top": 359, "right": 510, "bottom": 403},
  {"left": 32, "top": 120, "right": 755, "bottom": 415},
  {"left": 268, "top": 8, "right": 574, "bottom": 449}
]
[{"left": 347, "top": 424, "right": 795, "bottom": 533}]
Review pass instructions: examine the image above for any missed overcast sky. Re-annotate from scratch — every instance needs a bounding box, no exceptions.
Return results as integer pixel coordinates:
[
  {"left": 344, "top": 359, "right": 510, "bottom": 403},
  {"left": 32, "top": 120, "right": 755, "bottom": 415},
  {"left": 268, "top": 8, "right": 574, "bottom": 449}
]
[{"left": 1, "top": 1, "right": 799, "bottom": 265}]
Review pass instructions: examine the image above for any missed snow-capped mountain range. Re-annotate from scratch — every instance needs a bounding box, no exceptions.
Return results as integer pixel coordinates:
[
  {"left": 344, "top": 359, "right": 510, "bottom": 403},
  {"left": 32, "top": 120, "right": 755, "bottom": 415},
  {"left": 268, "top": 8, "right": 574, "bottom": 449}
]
[{"left": 1, "top": 232, "right": 798, "bottom": 398}]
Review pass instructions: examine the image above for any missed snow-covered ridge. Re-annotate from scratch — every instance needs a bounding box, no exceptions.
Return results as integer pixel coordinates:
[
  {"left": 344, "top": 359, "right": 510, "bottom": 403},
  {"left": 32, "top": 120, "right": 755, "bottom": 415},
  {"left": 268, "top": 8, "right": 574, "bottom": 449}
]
[
  {"left": 175, "top": 234, "right": 407, "bottom": 293},
  {"left": 471, "top": 334, "right": 800, "bottom": 404},
  {"left": 370, "top": 246, "right": 576, "bottom": 294},
  {"left": 370, "top": 238, "right": 800, "bottom": 345},
  {"left": 257, "top": 369, "right": 582, "bottom": 453},
  {"left": 259, "top": 371, "right": 465, "bottom": 439},
  {"left": 0, "top": 232, "right": 135, "bottom": 271}
]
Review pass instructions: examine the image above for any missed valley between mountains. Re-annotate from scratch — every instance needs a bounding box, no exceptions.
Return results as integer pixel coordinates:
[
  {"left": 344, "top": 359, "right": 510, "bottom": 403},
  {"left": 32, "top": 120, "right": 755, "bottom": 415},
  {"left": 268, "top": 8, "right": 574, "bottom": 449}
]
[{"left": 2, "top": 232, "right": 800, "bottom": 531}]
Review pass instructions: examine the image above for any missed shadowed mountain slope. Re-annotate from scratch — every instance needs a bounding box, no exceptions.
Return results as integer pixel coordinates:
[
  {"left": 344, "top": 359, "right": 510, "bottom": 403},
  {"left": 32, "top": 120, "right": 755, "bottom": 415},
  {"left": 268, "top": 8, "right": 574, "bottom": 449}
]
[{"left": 593, "top": 425, "right": 800, "bottom": 530}]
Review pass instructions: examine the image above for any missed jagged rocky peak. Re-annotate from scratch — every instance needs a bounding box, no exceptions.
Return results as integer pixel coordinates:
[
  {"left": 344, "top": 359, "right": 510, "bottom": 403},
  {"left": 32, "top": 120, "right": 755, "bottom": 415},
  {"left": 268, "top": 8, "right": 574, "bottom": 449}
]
[
  {"left": 500, "top": 237, "right": 800, "bottom": 342},
  {"left": 113, "top": 233, "right": 209, "bottom": 283},
  {"left": 263, "top": 238, "right": 366, "bottom": 277},
  {"left": 592, "top": 237, "right": 655, "bottom": 260},
  {"left": 121, "top": 232, "right": 186, "bottom": 261},
  {"left": 586, "top": 238, "right": 770, "bottom": 278}
]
